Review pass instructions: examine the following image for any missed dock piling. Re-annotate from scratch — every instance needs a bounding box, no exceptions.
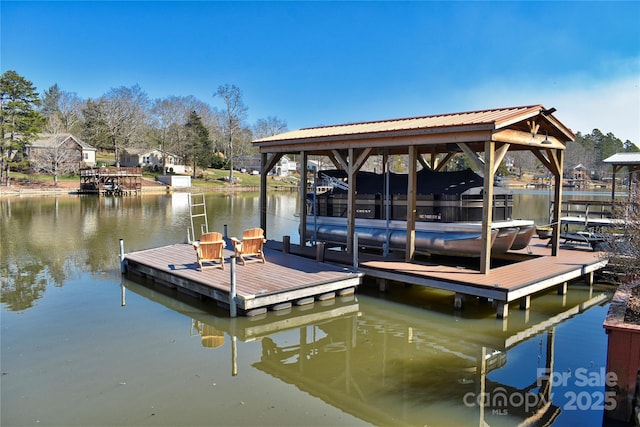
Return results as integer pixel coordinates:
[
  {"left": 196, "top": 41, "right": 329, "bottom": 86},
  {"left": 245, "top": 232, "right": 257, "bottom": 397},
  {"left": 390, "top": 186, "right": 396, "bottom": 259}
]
[
  {"left": 353, "top": 232, "right": 359, "bottom": 270},
  {"left": 316, "top": 242, "right": 325, "bottom": 262},
  {"left": 229, "top": 255, "right": 237, "bottom": 317},
  {"left": 119, "top": 239, "right": 125, "bottom": 273}
]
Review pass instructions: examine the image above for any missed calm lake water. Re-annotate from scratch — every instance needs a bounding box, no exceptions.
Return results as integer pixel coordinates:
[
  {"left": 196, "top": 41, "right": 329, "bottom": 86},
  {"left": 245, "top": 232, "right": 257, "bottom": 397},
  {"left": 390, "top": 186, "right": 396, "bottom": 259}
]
[{"left": 0, "top": 189, "right": 623, "bottom": 426}]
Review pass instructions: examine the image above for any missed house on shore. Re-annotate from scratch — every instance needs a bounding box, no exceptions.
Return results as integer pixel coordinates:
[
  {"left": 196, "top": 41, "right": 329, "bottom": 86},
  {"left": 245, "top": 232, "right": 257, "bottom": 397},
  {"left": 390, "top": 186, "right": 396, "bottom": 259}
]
[
  {"left": 119, "top": 148, "right": 189, "bottom": 174},
  {"left": 27, "top": 133, "right": 97, "bottom": 170}
]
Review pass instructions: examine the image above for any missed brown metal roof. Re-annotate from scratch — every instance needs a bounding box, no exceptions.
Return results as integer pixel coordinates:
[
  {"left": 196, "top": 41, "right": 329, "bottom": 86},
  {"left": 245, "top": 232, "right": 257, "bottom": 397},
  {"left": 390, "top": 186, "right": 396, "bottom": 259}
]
[{"left": 254, "top": 105, "right": 575, "bottom": 147}]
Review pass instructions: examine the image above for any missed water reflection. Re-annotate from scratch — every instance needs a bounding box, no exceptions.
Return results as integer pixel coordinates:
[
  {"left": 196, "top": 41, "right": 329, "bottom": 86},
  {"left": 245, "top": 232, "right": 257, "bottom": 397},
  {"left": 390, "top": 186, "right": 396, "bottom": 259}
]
[
  {"left": 0, "top": 192, "right": 300, "bottom": 311},
  {"left": 123, "top": 276, "right": 611, "bottom": 426}
]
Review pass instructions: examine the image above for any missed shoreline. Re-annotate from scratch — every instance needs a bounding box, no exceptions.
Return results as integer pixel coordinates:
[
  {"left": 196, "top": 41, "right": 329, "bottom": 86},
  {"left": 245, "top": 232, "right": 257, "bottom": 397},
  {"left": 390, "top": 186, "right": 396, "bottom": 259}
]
[{"left": 0, "top": 183, "right": 297, "bottom": 198}]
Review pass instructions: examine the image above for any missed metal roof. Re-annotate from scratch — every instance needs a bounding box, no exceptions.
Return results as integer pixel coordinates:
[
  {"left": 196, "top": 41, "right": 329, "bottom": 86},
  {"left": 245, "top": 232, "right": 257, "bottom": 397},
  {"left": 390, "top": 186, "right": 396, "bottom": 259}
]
[
  {"left": 253, "top": 105, "right": 575, "bottom": 146},
  {"left": 603, "top": 152, "right": 640, "bottom": 165},
  {"left": 31, "top": 133, "right": 96, "bottom": 150}
]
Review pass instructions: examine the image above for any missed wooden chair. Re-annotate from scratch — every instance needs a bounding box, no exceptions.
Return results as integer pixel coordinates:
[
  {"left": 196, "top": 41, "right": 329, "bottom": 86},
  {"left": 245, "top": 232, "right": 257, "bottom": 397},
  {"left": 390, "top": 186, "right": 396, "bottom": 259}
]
[
  {"left": 193, "top": 232, "right": 226, "bottom": 270},
  {"left": 230, "top": 227, "right": 267, "bottom": 265}
]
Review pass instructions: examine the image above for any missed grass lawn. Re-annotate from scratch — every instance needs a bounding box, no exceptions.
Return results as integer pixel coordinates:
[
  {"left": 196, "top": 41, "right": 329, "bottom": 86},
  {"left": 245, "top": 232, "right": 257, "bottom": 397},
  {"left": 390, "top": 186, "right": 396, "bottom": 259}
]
[{"left": 9, "top": 168, "right": 299, "bottom": 189}]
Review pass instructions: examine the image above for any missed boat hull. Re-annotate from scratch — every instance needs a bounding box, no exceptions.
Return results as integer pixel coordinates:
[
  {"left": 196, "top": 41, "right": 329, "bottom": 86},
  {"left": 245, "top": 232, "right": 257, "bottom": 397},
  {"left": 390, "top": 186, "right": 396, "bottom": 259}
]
[{"left": 304, "top": 217, "right": 534, "bottom": 257}]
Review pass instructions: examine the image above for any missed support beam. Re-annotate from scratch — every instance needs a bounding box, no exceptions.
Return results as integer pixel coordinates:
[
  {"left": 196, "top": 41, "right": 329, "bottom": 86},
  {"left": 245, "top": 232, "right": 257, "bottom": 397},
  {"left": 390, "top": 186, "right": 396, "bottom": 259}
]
[
  {"left": 346, "top": 148, "right": 356, "bottom": 254},
  {"left": 585, "top": 271, "right": 594, "bottom": 287},
  {"left": 519, "top": 295, "right": 531, "bottom": 310},
  {"left": 299, "top": 151, "right": 308, "bottom": 247},
  {"left": 480, "top": 140, "right": 495, "bottom": 274},
  {"left": 457, "top": 143, "right": 485, "bottom": 172},
  {"left": 557, "top": 281, "right": 568, "bottom": 295},
  {"left": 260, "top": 153, "right": 269, "bottom": 235},
  {"left": 611, "top": 165, "right": 620, "bottom": 201},
  {"left": 454, "top": 293, "right": 465, "bottom": 310},
  {"left": 550, "top": 148, "right": 564, "bottom": 256},
  {"left": 405, "top": 145, "right": 417, "bottom": 262},
  {"left": 435, "top": 152, "right": 456, "bottom": 172},
  {"left": 493, "top": 143, "right": 510, "bottom": 175},
  {"left": 378, "top": 278, "right": 389, "bottom": 292},
  {"left": 496, "top": 301, "right": 509, "bottom": 319}
]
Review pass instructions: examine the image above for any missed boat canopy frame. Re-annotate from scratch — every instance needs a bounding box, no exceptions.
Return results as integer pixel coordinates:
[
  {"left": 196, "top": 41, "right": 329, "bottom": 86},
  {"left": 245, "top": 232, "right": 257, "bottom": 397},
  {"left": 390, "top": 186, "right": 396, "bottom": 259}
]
[{"left": 253, "top": 105, "right": 573, "bottom": 274}]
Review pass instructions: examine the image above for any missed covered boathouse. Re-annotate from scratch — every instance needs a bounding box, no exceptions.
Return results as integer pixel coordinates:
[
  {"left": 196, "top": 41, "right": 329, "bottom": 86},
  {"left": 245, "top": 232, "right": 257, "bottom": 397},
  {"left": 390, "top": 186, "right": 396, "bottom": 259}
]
[
  {"left": 252, "top": 105, "right": 607, "bottom": 318},
  {"left": 253, "top": 104, "right": 573, "bottom": 274}
]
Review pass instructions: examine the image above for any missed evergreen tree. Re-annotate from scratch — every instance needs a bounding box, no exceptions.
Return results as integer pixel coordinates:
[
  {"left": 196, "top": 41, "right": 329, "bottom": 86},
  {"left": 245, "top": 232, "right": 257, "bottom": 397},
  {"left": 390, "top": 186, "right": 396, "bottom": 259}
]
[
  {"left": 0, "top": 70, "right": 45, "bottom": 186},
  {"left": 184, "top": 111, "right": 212, "bottom": 178}
]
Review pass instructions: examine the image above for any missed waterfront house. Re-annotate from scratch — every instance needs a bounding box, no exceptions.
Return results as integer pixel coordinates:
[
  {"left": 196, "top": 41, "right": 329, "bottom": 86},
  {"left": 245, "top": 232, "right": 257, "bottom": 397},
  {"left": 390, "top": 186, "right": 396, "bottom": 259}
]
[
  {"left": 27, "top": 133, "right": 97, "bottom": 170},
  {"left": 119, "top": 148, "right": 189, "bottom": 174}
]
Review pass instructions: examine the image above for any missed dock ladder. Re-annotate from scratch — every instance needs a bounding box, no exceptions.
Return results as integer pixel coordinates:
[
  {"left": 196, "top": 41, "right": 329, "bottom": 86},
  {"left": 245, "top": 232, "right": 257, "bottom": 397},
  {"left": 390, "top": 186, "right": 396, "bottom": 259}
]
[{"left": 188, "top": 193, "right": 209, "bottom": 243}]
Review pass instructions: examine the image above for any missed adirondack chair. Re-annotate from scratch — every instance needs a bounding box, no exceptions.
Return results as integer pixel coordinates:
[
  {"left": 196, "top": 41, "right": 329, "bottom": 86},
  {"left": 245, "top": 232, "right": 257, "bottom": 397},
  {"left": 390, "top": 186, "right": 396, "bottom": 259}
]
[
  {"left": 193, "top": 231, "right": 226, "bottom": 270},
  {"left": 230, "top": 227, "right": 267, "bottom": 265}
]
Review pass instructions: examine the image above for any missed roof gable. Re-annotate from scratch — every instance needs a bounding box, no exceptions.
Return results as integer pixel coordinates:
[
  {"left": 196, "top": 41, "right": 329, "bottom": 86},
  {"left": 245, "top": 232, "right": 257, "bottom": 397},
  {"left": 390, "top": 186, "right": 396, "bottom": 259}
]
[{"left": 31, "top": 133, "right": 96, "bottom": 151}]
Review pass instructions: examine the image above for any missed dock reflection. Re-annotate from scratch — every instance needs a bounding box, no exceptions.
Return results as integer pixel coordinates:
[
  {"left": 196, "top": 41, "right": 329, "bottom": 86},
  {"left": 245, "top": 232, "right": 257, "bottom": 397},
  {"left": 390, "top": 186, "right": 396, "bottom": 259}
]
[{"left": 122, "top": 278, "right": 609, "bottom": 426}]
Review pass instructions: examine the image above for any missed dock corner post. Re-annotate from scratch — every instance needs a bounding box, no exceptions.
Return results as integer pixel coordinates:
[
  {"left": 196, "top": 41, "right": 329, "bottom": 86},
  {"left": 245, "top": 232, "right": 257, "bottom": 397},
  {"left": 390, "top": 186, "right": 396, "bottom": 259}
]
[
  {"left": 496, "top": 301, "right": 509, "bottom": 319},
  {"left": 283, "top": 235, "right": 290, "bottom": 254},
  {"left": 519, "top": 295, "right": 531, "bottom": 310},
  {"left": 557, "top": 281, "right": 568, "bottom": 295},
  {"left": 224, "top": 224, "right": 228, "bottom": 239},
  {"left": 229, "top": 255, "right": 237, "bottom": 318},
  {"left": 119, "top": 239, "right": 126, "bottom": 273}
]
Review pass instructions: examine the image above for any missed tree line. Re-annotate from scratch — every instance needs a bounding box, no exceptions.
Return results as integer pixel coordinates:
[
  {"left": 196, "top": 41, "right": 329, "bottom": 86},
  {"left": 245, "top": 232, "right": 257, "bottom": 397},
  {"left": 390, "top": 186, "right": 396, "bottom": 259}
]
[
  {"left": 1, "top": 69, "right": 638, "bottom": 187},
  {"left": 0, "top": 70, "right": 287, "bottom": 186}
]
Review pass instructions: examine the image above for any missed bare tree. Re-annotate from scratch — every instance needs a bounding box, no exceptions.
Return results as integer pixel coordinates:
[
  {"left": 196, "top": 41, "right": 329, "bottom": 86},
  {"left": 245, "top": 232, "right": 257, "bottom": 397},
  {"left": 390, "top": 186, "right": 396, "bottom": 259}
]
[
  {"left": 253, "top": 116, "right": 287, "bottom": 139},
  {"left": 29, "top": 130, "right": 82, "bottom": 186},
  {"left": 150, "top": 95, "right": 219, "bottom": 173},
  {"left": 83, "top": 85, "right": 149, "bottom": 166},
  {"left": 605, "top": 186, "right": 640, "bottom": 282},
  {"left": 214, "top": 84, "right": 247, "bottom": 184},
  {"left": 41, "top": 84, "right": 83, "bottom": 134}
]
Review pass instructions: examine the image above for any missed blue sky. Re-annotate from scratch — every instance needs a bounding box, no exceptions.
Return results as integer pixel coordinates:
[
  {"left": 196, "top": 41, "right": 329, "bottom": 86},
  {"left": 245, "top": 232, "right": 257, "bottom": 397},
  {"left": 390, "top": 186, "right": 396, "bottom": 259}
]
[{"left": 2, "top": 1, "right": 639, "bottom": 144}]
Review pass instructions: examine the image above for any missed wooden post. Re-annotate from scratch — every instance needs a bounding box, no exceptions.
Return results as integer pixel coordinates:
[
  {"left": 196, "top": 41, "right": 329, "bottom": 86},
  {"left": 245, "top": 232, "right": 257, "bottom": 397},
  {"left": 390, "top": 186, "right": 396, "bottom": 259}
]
[
  {"left": 299, "top": 150, "right": 308, "bottom": 246},
  {"left": 119, "top": 238, "right": 125, "bottom": 273},
  {"left": 259, "top": 152, "right": 268, "bottom": 235},
  {"left": 346, "top": 148, "right": 355, "bottom": 254},
  {"left": 454, "top": 293, "right": 464, "bottom": 310},
  {"left": 481, "top": 140, "right": 495, "bottom": 274},
  {"left": 352, "top": 232, "right": 359, "bottom": 270},
  {"left": 315, "top": 241, "right": 325, "bottom": 262},
  {"left": 229, "top": 255, "right": 237, "bottom": 318},
  {"left": 223, "top": 224, "right": 228, "bottom": 239},
  {"left": 557, "top": 281, "right": 568, "bottom": 295},
  {"left": 283, "top": 235, "right": 290, "bottom": 254},
  {"left": 405, "top": 146, "right": 417, "bottom": 262},
  {"left": 519, "top": 295, "right": 531, "bottom": 310},
  {"left": 496, "top": 301, "right": 509, "bottom": 319},
  {"left": 550, "top": 149, "right": 564, "bottom": 256}
]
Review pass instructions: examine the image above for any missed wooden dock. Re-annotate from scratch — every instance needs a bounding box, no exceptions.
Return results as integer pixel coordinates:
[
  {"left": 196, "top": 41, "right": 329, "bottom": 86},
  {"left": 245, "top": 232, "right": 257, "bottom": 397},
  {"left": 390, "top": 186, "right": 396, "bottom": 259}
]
[
  {"left": 123, "top": 235, "right": 608, "bottom": 318},
  {"left": 358, "top": 239, "right": 607, "bottom": 318},
  {"left": 79, "top": 166, "right": 142, "bottom": 195},
  {"left": 269, "top": 237, "right": 608, "bottom": 319},
  {"left": 123, "top": 242, "right": 363, "bottom": 316}
]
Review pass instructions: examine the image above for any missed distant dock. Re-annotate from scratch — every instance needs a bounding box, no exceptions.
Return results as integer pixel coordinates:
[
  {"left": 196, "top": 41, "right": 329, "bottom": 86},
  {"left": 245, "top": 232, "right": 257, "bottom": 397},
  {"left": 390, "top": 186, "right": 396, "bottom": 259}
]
[{"left": 79, "top": 167, "right": 142, "bottom": 195}]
